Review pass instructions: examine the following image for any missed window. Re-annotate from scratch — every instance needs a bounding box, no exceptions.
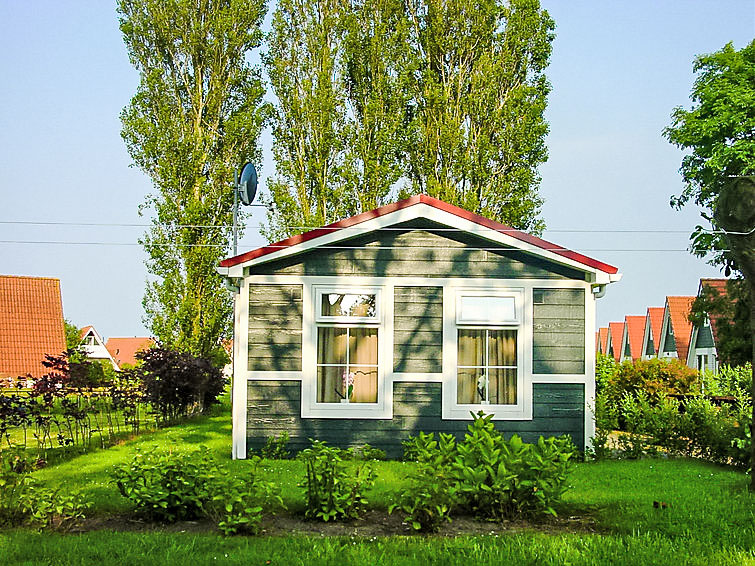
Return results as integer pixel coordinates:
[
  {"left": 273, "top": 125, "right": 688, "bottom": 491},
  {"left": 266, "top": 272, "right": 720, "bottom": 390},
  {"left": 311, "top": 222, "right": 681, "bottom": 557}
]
[
  {"left": 313, "top": 287, "right": 380, "bottom": 406},
  {"left": 453, "top": 289, "right": 522, "bottom": 410},
  {"left": 457, "top": 329, "right": 517, "bottom": 404}
]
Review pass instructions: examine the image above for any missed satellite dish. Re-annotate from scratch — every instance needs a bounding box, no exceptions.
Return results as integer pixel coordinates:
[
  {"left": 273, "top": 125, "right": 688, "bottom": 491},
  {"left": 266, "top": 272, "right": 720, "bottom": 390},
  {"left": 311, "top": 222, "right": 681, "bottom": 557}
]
[{"left": 237, "top": 162, "right": 258, "bottom": 206}]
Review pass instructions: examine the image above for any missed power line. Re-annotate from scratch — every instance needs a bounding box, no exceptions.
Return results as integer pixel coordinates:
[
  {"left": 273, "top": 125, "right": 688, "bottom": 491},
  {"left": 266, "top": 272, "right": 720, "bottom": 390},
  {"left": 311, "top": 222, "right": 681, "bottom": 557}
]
[{"left": 0, "top": 240, "right": 732, "bottom": 253}]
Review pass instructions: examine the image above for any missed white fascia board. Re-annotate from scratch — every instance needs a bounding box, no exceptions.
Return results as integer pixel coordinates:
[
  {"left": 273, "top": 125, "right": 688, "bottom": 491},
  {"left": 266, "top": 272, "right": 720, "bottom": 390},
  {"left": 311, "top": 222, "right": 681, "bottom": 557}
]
[{"left": 232, "top": 203, "right": 618, "bottom": 280}]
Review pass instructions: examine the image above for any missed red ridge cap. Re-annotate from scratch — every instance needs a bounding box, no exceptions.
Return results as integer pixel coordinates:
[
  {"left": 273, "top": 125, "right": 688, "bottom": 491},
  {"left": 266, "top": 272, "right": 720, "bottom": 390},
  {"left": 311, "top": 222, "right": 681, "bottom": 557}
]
[{"left": 220, "top": 195, "right": 619, "bottom": 274}]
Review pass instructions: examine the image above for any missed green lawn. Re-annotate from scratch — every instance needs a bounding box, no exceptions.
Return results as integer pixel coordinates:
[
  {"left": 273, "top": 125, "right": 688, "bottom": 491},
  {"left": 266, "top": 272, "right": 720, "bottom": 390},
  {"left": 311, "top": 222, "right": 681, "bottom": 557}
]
[{"left": 1, "top": 399, "right": 754, "bottom": 566}]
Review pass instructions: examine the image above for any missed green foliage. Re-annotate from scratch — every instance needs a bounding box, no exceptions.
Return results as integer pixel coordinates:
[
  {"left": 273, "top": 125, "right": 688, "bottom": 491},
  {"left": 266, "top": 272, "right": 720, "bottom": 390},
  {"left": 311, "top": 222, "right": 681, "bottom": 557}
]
[
  {"left": 664, "top": 40, "right": 755, "bottom": 269},
  {"left": 300, "top": 440, "right": 374, "bottom": 521},
  {"left": 700, "top": 363, "right": 752, "bottom": 397},
  {"left": 204, "top": 456, "right": 283, "bottom": 536},
  {"left": 396, "top": 413, "right": 576, "bottom": 526},
  {"left": 64, "top": 320, "right": 81, "bottom": 351},
  {"left": 118, "top": 0, "right": 269, "bottom": 362},
  {"left": 690, "top": 279, "right": 752, "bottom": 367},
  {"left": 347, "top": 443, "right": 386, "bottom": 461},
  {"left": 607, "top": 358, "right": 699, "bottom": 405},
  {"left": 595, "top": 352, "right": 619, "bottom": 394},
  {"left": 589, "top": 390, "right": 619, "bottom": 460},
  {"left": 389, "top": 463, "right": 458, "bottom": 532},
  {"left": 112, "top": 447, "right": 217, "bottom": 522},
  {"left": 452, "top": 413, "right": 576, "bottom": 520},
  {"left": 264, "top": 0, "right": 554, "bottom": 239},
  {"left": 0, "top": 450, "right": 88, "bottom": 530},
  {"left": 259, "top": 431, "right": 290, "bottom": 460}
]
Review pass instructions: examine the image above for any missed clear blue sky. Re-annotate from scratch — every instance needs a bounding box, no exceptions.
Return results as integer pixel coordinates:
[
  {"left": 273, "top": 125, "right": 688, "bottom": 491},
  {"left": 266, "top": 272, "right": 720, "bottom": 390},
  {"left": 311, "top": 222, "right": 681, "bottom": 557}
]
[{"left": 0, "top": 1, "right": 753, "bottom": 340}]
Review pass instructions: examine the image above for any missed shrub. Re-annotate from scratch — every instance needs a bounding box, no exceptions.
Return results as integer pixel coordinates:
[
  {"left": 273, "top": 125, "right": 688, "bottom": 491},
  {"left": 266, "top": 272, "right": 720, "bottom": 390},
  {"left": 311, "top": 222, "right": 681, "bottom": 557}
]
[
  {"left": 453, "top": 413, "right": 576, "bottom": 520},
  {"left": 205, "top": 456, "right": 283, "bottom": 535},
  {"left": 0, "top": 450, "right": 88, "bottom": 530},
  {"left": 389, "top": 463, "right": 458, "bottom": 532},
  {"left": 589, "top": 391, "right": 619, "bottom": 459},
  {"left": 259, "top": 431, "right": 290, "bottom": 460},
  {"left": 609, "top": 358, "right": 699, "bottom": 404},
  {"left": 402, "top": 431, "right": 458, "bottom": 466},
  {"left": 130, "top": 348, "right": 226, "bottom": 422},
  {"left": 700, "top": 363, "right": 752, "bottom": 397},
  {"left": 300, "top": 440, "right": 374, "bottom": 521},
  {"left": 348, "top": 443, "right": 386, "bottom": 461},
  {"left": 595, "top": 353, "right": 619, "bottom": 394},
  {"left": 113, "top": 447, "right": 217, "bottom": 522}
]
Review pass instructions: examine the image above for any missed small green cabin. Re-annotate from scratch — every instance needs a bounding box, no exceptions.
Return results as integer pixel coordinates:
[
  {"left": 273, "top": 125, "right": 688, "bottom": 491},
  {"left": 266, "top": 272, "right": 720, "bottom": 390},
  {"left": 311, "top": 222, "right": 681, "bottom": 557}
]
[{"left": 218, "top": 196, "right": 621, "bottom": 459}]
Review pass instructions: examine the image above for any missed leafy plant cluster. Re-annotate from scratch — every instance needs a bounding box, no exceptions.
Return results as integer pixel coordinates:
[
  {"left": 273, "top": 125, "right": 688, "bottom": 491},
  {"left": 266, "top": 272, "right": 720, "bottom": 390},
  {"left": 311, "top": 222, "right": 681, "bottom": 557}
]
[
  {"left": 299, "top": 440, "right": 375, "bottom": 521},
  {"left": 0, "top": 450, "right": 88, "bottom": 531},
  {"left": 593, "top": 389, "right": 752, "bottom": 467},
  {"left": 602, "top": 357, "right": 699, "bottom": 406},
  {"left": 394, "top": 413, "right": 577, "bottom": 532},
  {"left": 112, "top": 447, "right": 282, "bottom": 535}
]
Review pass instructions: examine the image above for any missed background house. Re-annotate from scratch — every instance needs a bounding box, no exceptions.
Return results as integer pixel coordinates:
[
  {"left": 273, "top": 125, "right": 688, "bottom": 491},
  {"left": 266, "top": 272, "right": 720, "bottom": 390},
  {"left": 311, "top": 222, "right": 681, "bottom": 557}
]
[
  {"left": 79, "top": 325, "right": 119, "bottom": 370},
  {"left": 687, "top": 279, "right": 728, "bottom": 373},
  {"left": 0, "top": 275, "right": 65, "bottom": 383},
  {"left": 105, "top": 337, "right": 155, "bottom": 369},
  {"left": 657, "top": 296, "right": 695, "bottom": 361},
  {"left": 219, "top": 195, "right": 621, "bottom": 458},
  {"left": 640, "top": 307, "right": 664, "bottom": 360},
  {"left": 619, "top": 315, "right": 645, "bottom": 363},
  {"left": 606, "top": 322, "right": 625, "bottom": 363}
]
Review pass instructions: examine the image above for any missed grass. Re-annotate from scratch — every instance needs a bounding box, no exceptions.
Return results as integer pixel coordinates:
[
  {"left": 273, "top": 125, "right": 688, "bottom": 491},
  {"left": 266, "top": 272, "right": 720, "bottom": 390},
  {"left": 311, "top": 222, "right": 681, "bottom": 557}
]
[{"left": 1, "top": 396, "right": 755, "bottom": 565}]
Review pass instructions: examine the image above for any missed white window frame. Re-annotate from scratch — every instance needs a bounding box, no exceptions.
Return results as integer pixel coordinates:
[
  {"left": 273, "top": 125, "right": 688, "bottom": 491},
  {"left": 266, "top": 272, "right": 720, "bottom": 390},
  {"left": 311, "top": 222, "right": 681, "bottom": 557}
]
[
  {"left": 444, "top": 288, "right": 527, "bottom": 419},
  {"left": 304, "top": 284, "right": 387, "bottom": 418}
]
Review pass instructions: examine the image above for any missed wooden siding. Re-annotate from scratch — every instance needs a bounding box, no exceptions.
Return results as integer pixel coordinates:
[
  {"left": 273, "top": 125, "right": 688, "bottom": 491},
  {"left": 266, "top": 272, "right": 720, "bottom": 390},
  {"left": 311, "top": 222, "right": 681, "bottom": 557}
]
[
  {"left": 663, "top": 329, "right": 677, "bottom": 353},
  {"left": 532, "top": 288, "right": 585, "bottom": 374},
  {"left": 248, "top": 285, "right": 303, "bottom": 371},
  {"left": 246, "top": 381, "right": 584, "bottom": 458},
  {"left": 696, "top": 324, "right": 715, "bottom": 348},
  {"left": 248, "top": 222, "right": 586, "bottom": 281},
  {"left": 393, "top": 286, "right": 443, "bottom": 373}
]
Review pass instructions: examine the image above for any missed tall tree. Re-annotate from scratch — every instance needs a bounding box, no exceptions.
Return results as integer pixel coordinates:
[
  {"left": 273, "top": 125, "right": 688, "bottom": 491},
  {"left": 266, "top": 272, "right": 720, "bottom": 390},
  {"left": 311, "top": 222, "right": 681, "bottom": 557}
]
[
  {"left": 404, "top": 0, "right": 554, "bottom": 233},
  {"left": 118, "top": 0, "right": 268, "bottom": 363},
  {"left": 264, "top": 0, "right": 554, "bottom": 238},
  {"left": 263, "top": 0, "right": 352, "bottom": 241},
  {"left": 664, "top": 40, "right": 755, "bottom": 487}
]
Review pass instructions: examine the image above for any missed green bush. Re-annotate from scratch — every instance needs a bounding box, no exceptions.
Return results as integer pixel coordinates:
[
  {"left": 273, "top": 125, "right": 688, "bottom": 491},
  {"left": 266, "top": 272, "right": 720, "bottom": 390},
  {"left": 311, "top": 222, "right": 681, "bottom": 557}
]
[
  {"left": 113, "top": 447, "right": 217, "bottom": 522},
  {"left": 259, "top": 431, "right": 290, "bottom": 459},
  {"left": 300, "top": 440, "right": 374, "bottom": 521},
  {"left": 609, "top": 358, "right": 699, "bottom": 404},
  {"left": 205, "top": 457, "right": 283, "bottom": 535},
  {"left": 397, "top": 413, "right": 577, "bottom": 525},
  {"left": 595, "top": 353, "right": 619, "bottom": 394},
  {"left": 348, "top": 443, "right": 386, "bottom": 461},
  {"left": 700, "top": 363, "right": 752, "bottom": 397},
  {"left": 0, "top": 451, "right": 88, "bottom": 530}
]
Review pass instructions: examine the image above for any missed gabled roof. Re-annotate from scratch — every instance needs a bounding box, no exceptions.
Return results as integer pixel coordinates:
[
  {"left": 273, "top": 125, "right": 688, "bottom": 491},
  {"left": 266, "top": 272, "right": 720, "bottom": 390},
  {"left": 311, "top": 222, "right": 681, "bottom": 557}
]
[
  {"left": 597, "top": 327, "right": 609, "bottom": 354},
  {"left": 623, "top": 315, "right": 646, "bottom": 361},
  {"left": 698, "top": 278, "right": 729, "bottom": 348},
  {"left": 220, "top": 196, "right": 620, "bottom": 282},
  {"left": 607, "top": 322, "right": 625, "bottom": 363},
  {"left": 0, "top": 275, "right": 66, "bottom": 379},
  {"left": 106, "top": 337, "right": 155, "bottom": 369},
  {"left": 79, "top": 325, "right": 94, "bottom": 339},
  {"left": 665, "top": 296, "right": 695, "bottom": 362},
  {"left": 646, "top": 307, "right": 664, "bottom": 355}
]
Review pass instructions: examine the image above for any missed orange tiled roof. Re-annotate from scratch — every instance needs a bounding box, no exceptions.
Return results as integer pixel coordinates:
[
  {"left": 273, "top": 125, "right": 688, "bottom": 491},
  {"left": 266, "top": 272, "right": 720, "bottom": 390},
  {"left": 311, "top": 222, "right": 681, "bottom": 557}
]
[
  {"left": 699, "top": 278, "right": 729, "bottom": 348},
  {"left": 106, "top": 337, "right": 155, "bottom": 369},
  {"left": 79, "top": 325, "right": 94, "bottom": 339},
  {"left": 646, "top": 307, "right": 664, "bottom": 355},
  {"left": 598, "top": 327, "right": 609, "bottom": 354},
  {"left": 667, "top": 296, "right": 695, "bottom": 363},
  {"left": 624, "top": 315, "right": 645, "bottom": 361},
  {"left": 0, "top": 275, "right": 66, "bottom": 379},
  {"left": 608, "top": 322, "right": 625, "bottom": 363}
]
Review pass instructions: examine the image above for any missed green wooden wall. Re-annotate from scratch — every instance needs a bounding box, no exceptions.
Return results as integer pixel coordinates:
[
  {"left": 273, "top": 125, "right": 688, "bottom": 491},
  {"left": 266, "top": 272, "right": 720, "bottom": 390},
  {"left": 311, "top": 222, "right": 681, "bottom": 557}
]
[
  {"left": 393, "top": 286, "right": 443, "bottom": 373},
  {"left": 246, "top": 381, "right": 584, "bottom": 458},
  {"left": 696, "top": 323, "right": 715, "bottom": 348},
  {"left": 247, "top": 284, "right": 303, "bottom": 371},
  {"left": 248, "top": 222, "right": 586, "bottom": 280},
  {"left": 663, "top": 328, "right": 677, "bottom": 354},
  {"left": 532, "top": 288, "right": 585, "bottom": 374}
]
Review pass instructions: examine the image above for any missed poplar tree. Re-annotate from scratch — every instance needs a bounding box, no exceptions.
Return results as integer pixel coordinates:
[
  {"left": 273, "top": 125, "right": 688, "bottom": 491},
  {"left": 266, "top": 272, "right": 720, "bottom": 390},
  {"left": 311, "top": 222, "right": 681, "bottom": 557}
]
[
  {"left": 118, "top": 0, "right": 268, "bottom": 363},
  {"left": 404, "top": 0, "right": 554, "bottom": 233}
]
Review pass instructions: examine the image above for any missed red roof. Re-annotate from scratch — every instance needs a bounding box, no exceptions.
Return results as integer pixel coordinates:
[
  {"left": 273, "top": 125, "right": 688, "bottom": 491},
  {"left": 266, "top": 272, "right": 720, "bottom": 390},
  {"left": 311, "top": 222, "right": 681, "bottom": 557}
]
[
  {"left": 667, "top": 296, "right": 695, "bottom": 363},
  {"left": 79, "top": 325, "right": 94, "bottom": 339},
  {"left": 598, "top": 327, "right": 609, "bottom": 354},
  {"left": 106, "top": 337, "right": 155, "bottom": 369},
  {"left": 608, "top": 322, "right": 625, "bottom": 363},
  {"left": 624, "top": 315, "right": 645, "bottom": 361},
  {"left": 699, "top": 278, "right": 729, "bottom": 348},
  {"left": 0, "top": 275, "right": 66, "bottom": 379},
  {"left": 221, "top": 195, "right": 619, "bottom": 274},
  {"left": 646, "top": 307, "right": 664, "bottom": 355}
]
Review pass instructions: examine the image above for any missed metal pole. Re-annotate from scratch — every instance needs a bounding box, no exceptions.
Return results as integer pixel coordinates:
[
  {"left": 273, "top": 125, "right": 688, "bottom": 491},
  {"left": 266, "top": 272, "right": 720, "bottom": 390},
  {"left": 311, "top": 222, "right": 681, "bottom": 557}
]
[{"left": 233, "top": 169, "right": 239, "bottom": 256}]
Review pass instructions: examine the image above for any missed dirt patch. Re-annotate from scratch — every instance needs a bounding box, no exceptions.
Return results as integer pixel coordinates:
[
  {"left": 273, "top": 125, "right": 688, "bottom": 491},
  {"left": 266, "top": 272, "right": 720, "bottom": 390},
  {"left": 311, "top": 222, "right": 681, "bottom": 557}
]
[{"left": 74, "top": 509, "right": 601, "bottom": 537}]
